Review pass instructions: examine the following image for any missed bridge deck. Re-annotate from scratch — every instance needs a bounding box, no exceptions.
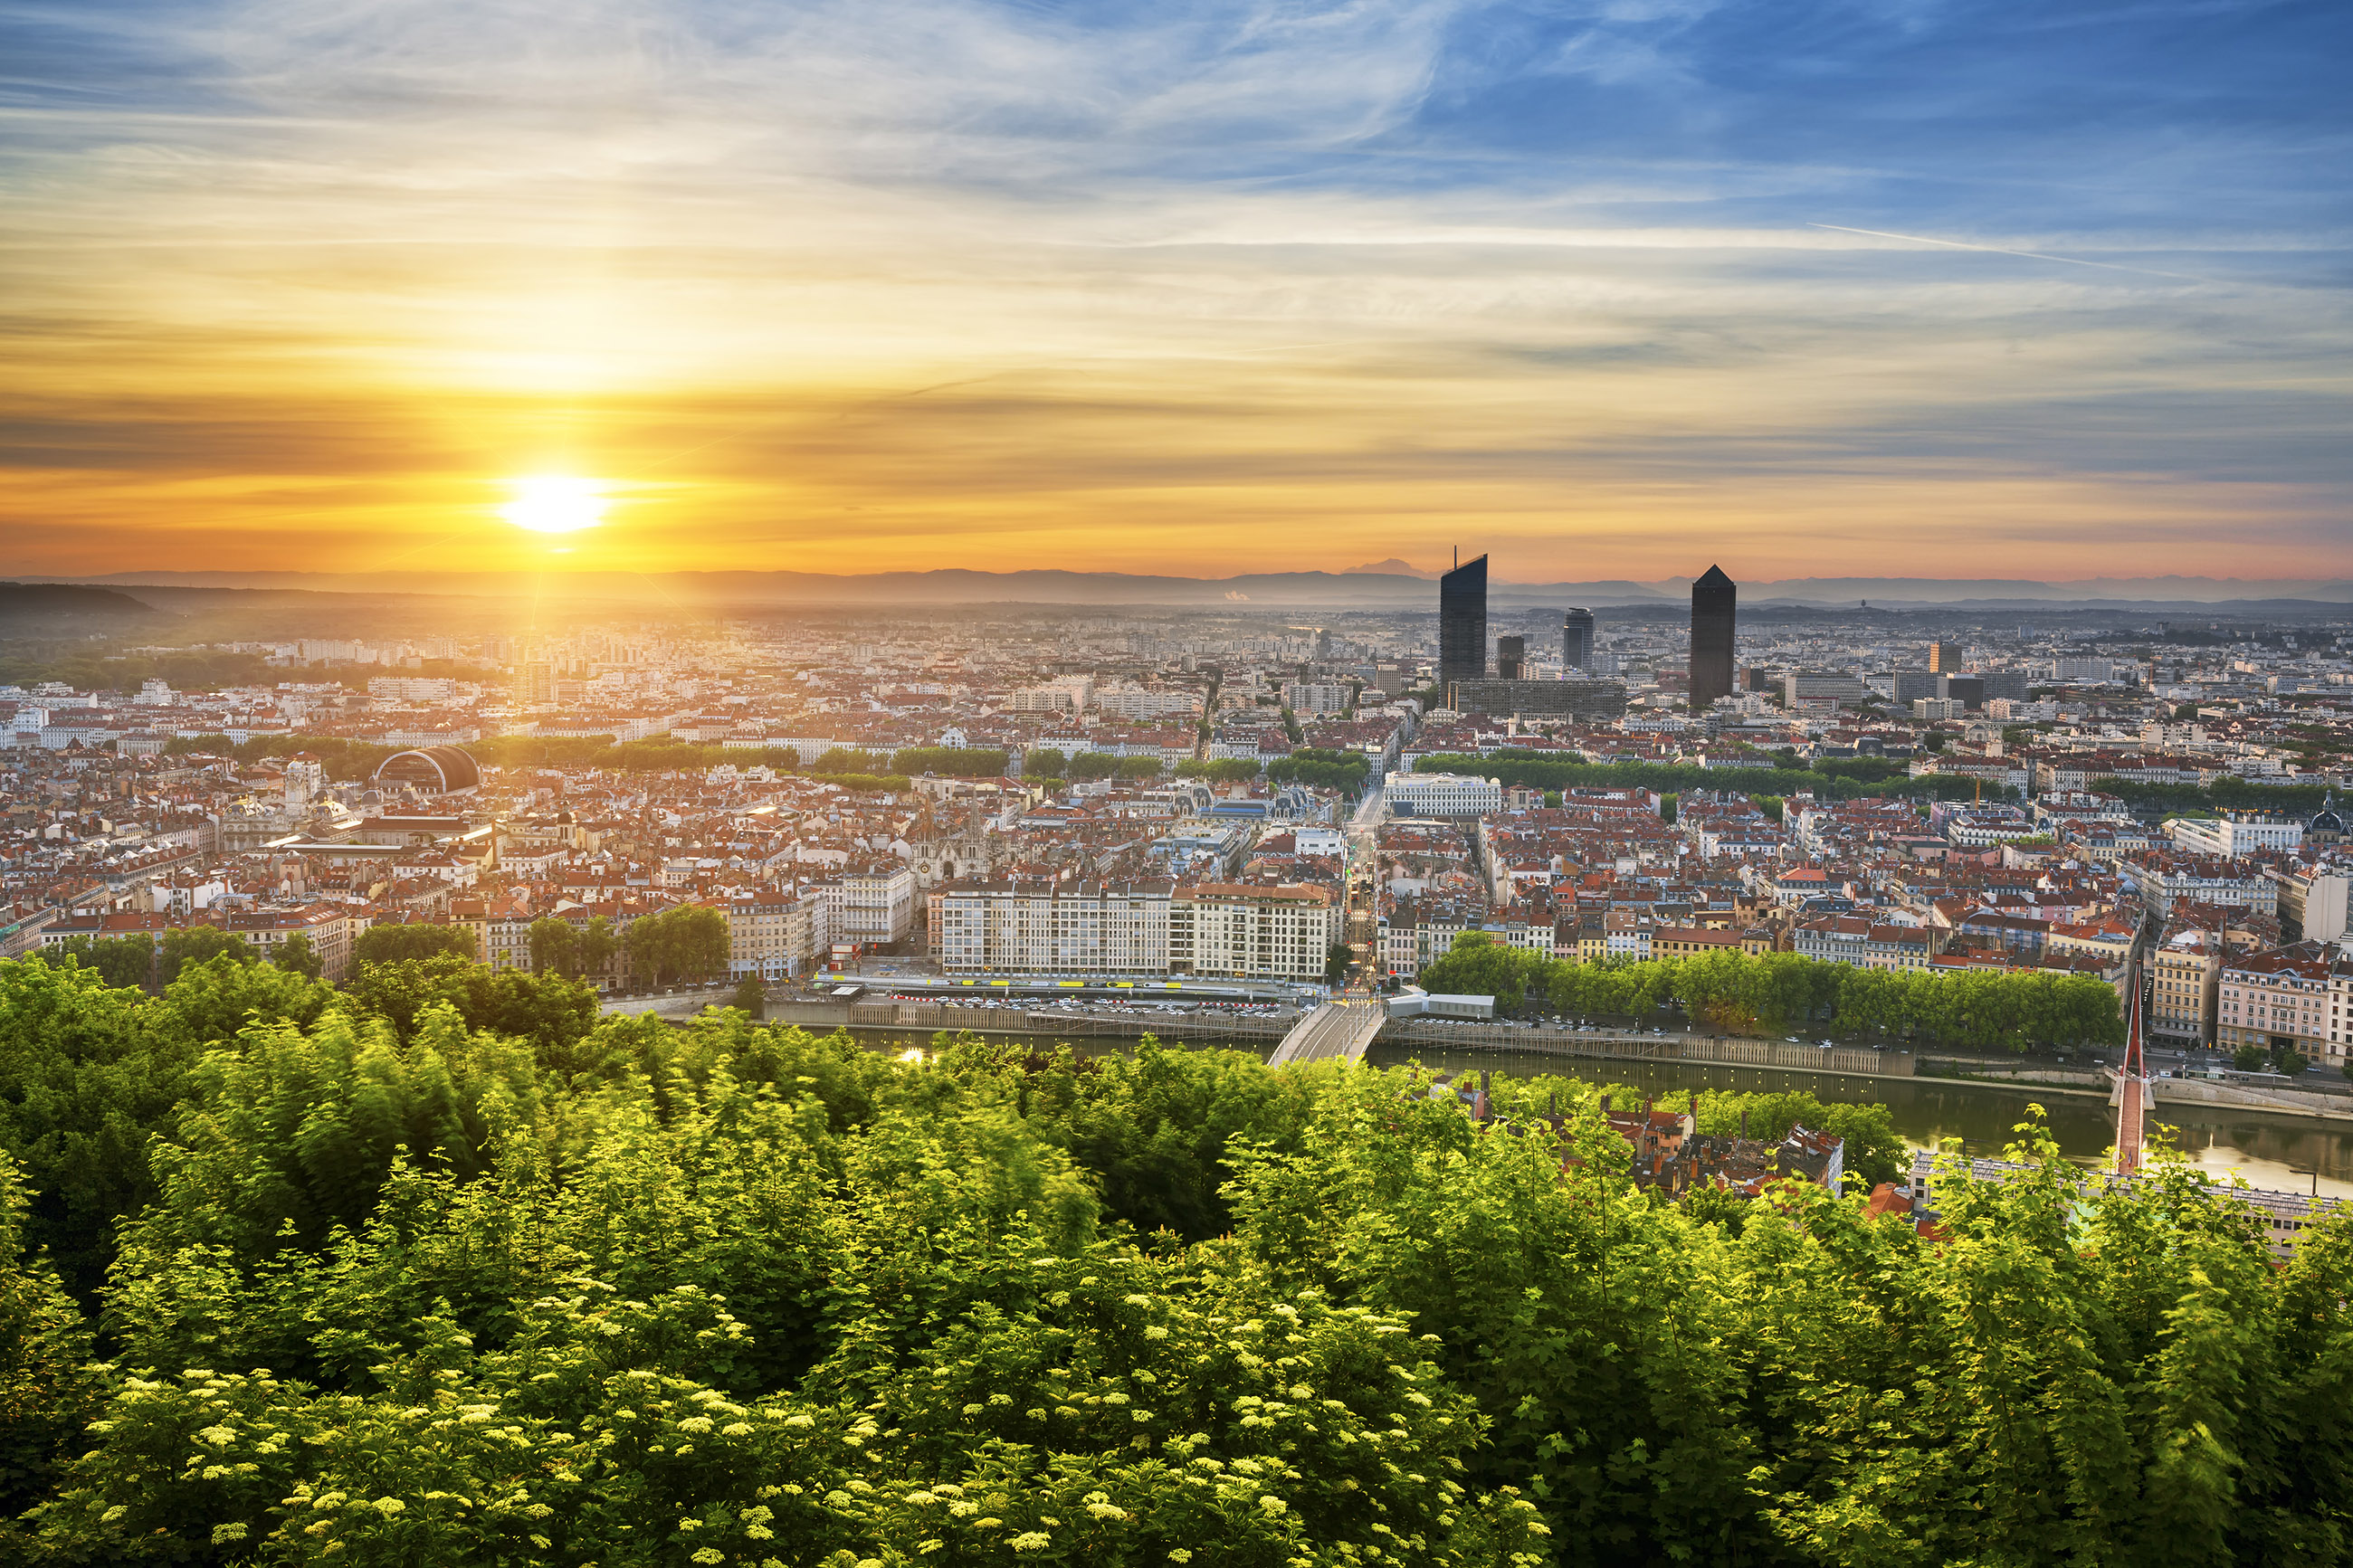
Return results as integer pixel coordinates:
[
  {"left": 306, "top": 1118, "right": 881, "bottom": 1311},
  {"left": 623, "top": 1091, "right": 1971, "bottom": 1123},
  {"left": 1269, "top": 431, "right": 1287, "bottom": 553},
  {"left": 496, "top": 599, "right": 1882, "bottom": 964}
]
[{"left": 1266, "top": 1002, "right": 1386, "bottom": 1068}]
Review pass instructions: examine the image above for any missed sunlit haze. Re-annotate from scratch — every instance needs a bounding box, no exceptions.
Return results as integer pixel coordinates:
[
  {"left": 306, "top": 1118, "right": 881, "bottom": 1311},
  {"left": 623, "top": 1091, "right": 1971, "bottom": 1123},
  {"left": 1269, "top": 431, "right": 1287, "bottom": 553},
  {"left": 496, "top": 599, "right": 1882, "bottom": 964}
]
[{"left": 1, "top": 0, "right": 2347, "bottom": 583}]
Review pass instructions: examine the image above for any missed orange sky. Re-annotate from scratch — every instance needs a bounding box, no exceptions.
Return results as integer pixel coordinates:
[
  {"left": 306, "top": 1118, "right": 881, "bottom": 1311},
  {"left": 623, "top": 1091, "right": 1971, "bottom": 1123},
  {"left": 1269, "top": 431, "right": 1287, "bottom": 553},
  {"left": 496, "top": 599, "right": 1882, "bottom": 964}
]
[{"left": 4, "top": 0, "right": 2347, "bottom": 584}]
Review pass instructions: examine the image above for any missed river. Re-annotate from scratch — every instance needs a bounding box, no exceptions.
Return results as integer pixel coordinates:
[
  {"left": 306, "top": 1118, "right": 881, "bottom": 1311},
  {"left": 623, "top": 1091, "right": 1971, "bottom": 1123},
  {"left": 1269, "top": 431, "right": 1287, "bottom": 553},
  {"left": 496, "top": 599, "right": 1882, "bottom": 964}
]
[{"left": 1365, "top": 1041, "right": 2353, "bottom": 1199}]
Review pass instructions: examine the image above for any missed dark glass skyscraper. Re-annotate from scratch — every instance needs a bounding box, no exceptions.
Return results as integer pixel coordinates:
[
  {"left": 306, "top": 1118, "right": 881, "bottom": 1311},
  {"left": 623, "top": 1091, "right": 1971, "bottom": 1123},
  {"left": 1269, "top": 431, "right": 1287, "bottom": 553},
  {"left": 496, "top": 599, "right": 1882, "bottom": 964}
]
[
  {"left": 1438, "top": 554, "right": 1488, "bottom": 690},
  {"left": 1562, "top": 607, "right": 1595, "bottom": 671},
  {"left": 1496, "top": 635, "right": 1526, "bottom": 680},
  {"left": 1690, "top": 565, "right": 1737, "bottom": 711}
]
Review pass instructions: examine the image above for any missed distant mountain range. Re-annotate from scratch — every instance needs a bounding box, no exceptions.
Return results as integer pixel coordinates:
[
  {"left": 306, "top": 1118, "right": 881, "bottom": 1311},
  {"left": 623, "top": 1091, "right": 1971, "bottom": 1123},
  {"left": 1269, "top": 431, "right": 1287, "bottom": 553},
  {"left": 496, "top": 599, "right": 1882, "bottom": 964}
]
[{"left": 24, "top": 568, "right": 2353, "bottom": 613}]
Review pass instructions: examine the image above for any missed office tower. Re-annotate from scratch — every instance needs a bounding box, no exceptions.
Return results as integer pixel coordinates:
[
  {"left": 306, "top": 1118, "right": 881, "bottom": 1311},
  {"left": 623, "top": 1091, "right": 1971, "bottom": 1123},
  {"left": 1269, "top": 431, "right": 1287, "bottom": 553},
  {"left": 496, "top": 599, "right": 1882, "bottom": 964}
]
[
  {"left": 1936, "top": 675, "right": 1986, "bottom": 710},
  {"left": 1313, "top": 628, "right": 1332, "bottom": 662},
  {"left": 1496, "top": 635, "right": 1526, "bottom": 680},
  {"left": 1689, "top": 565, "right": 1737, "bottom": 711},
  {"left": 1928, "top": 640, "right": 1955, "bottom": 673},
  {"left": 1562, "top": 607, "right": 1595, "bottom": 671},
  {"left": 1438, "top": 554, "right": 1488, "bottom": 689}
]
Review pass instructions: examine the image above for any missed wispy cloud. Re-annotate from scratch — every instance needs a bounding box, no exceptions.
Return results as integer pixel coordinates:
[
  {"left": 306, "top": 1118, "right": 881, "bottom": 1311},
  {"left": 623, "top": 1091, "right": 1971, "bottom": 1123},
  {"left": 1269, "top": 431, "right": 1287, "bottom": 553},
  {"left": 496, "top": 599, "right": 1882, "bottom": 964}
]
[{"left": 0, "top": 0, "right": 2346, "bottom": 578}]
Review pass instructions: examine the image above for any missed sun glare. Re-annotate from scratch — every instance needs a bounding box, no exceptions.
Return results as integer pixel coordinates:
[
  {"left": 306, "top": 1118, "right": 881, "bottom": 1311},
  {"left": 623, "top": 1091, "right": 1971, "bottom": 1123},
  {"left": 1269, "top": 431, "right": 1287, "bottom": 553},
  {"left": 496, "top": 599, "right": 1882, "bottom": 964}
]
[{"left": 500, "top": 475, "right": 609, "bottom": 535}]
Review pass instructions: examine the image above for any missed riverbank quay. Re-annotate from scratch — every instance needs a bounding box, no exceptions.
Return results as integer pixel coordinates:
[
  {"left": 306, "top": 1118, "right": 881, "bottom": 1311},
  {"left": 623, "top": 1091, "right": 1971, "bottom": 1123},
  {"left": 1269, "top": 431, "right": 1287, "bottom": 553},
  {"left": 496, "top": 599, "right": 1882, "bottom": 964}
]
[{"left": 1921, "top": 1058, "right": 2353, "bottom": 1122}]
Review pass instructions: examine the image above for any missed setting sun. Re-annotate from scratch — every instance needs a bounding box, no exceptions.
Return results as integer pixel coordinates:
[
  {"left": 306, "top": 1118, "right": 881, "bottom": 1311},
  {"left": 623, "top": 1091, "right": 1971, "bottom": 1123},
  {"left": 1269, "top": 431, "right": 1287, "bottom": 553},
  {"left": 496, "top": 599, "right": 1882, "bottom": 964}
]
[{"left": 500, "top": 476, "right": 609, "bottom": 535}]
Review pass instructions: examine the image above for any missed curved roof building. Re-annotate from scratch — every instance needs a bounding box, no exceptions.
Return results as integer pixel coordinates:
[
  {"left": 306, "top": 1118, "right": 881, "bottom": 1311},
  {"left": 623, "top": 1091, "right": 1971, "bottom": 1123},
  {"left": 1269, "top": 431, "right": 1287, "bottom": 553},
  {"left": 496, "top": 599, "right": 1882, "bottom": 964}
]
[{"left": 374, "top": 746, "right": 481, "bottom": 795}]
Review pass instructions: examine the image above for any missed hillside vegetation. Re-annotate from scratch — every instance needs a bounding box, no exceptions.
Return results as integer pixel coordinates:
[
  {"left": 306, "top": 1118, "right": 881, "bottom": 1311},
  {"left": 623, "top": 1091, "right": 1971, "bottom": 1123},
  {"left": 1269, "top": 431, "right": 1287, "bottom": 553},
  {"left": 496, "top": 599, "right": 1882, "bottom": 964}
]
[{"left": 0, "top": 950, "right": 2341, "bottom": 1564}]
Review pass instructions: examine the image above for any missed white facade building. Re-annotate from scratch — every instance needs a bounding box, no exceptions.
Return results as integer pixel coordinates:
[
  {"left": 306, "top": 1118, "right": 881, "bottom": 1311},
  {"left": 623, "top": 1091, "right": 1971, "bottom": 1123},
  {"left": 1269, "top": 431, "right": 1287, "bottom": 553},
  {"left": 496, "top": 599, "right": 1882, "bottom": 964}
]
[
  {"left": 1281, "top": 682, "right": 1353, "bottom": 715},
  {"left": 931, "top": 881, "right": 1174, "bottom": 975},
  {"left": 726, "top": 889, "right": 828, "bottom": 979},
  {"left": 1168, "top": 883, "right": 1339, "bottom": 981},
  {"left": 823, "top": 865, "right": 918, "bottom": 946},
  {"left": 2167, "top": 813, "right": 2306, "bottom": 859},
  {"left": 928, "top": 879, "right": 1338, "bottom": 981},
  {"left": 1385, "top": 771, "right": 1502, "bottom": 818}
]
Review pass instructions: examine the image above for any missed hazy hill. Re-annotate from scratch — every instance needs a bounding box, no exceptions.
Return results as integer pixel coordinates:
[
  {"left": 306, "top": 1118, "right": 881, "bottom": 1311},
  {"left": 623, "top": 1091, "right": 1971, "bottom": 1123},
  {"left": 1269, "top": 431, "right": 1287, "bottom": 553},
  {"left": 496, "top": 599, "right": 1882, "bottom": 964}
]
[{"left": 0, "top": 581, "right": 170, "bottom": 637}]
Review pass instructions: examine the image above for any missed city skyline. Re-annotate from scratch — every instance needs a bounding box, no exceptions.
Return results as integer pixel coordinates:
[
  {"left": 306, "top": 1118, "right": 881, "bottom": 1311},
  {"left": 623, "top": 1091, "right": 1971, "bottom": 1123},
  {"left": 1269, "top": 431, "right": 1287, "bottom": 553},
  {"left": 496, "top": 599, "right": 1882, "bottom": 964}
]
[{"left": 4, "top": 1, "right": 2348, "bottom": 583}]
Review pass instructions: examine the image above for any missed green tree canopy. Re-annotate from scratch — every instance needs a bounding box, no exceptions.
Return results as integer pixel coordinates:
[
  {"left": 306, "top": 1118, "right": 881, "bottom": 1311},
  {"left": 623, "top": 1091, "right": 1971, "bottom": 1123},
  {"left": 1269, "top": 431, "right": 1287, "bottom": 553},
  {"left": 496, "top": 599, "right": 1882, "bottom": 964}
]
[
  {"left": 1, "top": 950, "right": 2348, "bottom": 1565},
  {"left": 270, "top": 931, "right": 323, "bottom": 980},
  {"left": 157, "top": 927, "right": 251, "bottom": 984},
  {"left": 1176, "top": 757, "right": 1262, "bottom": 783},
  {"left": 350, "top": 922, "right": 476, "bottom": 966},
  {"left": 46, "top": 935, "right": 151, "bottom": 990},
  {"left": 889, "top": 746, "right": 1010, "bottom": 777},
  {"left": 339, "top": 953, "right": 598, "bottom": 1054},
  {"left": 623, "top": 905, "right": 730, "bottom": 987}
]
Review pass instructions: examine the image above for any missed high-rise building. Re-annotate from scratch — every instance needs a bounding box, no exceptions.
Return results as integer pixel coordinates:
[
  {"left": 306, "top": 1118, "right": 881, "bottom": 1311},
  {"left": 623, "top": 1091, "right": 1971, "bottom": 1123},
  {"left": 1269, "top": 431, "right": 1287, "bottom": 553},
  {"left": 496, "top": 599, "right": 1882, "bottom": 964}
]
[
  {"left": 1689, "top": 565, "right": 1737, "bottom": 711},
  {"left": 1496, "top": 635, "right": 1526, "bottom": 680},
  {"left": 1928, "top": 640, "right": 1956, "bottom": 673},
  {"left": 1437, "top": 555, "right": 1488, "bottom": 691},
  {"left": 1562, "top": 608, "right": 1595, "bottom": 671}
]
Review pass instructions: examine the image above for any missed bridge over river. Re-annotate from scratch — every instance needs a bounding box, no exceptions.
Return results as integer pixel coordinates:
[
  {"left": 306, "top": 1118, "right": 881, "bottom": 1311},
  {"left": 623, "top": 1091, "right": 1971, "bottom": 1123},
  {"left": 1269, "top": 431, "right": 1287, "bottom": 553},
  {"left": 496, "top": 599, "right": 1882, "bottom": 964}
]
[{"left": 1264, "top": 1002, "right": 1389, "bottom": 1067}]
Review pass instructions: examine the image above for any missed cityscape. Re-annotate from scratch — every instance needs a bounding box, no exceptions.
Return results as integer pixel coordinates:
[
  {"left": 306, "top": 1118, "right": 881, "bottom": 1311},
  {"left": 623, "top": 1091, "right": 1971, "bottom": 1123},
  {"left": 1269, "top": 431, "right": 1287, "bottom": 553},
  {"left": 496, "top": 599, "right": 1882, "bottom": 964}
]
[
  {"left": 5, "top": 0, "right": 2353, "bottom": 1559},
  {"left": 10, "top": 565, "right": 2353, "bottom": 1046}
]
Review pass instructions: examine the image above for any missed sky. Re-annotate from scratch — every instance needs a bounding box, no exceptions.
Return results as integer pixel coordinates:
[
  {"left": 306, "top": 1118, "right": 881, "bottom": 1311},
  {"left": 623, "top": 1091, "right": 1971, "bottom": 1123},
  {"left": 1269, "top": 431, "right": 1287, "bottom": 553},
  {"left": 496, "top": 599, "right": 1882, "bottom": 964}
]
[{"left": 2, "top": 0, "right": 2348, "bottom": 583}]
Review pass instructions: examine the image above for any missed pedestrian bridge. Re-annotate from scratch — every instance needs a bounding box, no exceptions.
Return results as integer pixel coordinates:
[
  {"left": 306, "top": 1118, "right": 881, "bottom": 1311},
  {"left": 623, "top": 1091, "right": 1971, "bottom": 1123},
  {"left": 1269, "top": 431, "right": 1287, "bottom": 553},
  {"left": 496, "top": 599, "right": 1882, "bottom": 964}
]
[{"left": 1265, "top": 1002, "right": 1386, "bottom": 1068}]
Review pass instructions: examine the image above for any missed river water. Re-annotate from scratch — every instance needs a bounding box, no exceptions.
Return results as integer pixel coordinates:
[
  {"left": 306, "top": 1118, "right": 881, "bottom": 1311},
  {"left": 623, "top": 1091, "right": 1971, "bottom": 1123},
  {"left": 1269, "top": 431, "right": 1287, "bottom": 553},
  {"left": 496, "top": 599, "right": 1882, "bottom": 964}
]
[{"left": 1365, "top": 1041, "right": 2353, "bottom": 1199}]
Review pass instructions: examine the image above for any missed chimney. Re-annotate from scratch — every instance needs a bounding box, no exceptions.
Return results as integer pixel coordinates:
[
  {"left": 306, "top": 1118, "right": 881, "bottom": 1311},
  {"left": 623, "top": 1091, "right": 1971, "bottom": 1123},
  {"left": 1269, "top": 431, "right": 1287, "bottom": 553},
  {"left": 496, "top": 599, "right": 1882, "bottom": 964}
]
[
  {"left": 1690, "top": 1094, "right": 1700, "bottom": 1117},
  {"left": 1740, "top": 1107, "right": 1750, "bottom": 1139},
  {"left": 1600, "top": 1093, "right": 1612, "bottom": 1113}
]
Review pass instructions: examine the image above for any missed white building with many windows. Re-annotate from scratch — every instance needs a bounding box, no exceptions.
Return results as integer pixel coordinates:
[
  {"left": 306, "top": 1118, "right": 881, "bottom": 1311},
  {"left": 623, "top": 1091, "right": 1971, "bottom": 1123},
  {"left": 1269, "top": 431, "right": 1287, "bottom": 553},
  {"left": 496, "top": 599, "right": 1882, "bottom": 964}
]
[
  {"left": 1385, "top": 771, "right": 1501, "bottom": 818},
  {"left": 823, "top": 865, "right": 919, "bottom": 947},
  {"left": 928, "top": 879, "right": 1338, "bottom": 981},
  {"left": 930, "top": 881, "right": 1174, "bottom": 975},
  {"left": 1169, "top": 883, "right": 1339, "bottom": 981},
  {"left": 2167, "top": 812, "right": 2306, "bottom": 859},
  {"left": 726, "top": 889, "right": 829, "bottom": 979}
]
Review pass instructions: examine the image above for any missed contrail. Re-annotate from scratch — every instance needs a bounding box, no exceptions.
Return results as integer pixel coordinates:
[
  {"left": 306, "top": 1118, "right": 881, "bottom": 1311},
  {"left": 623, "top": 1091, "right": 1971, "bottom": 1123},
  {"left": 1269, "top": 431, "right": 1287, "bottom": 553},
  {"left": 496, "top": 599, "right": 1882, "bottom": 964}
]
[{"left": 1809, "top": 223, "right": 2205, "bottom": 281}]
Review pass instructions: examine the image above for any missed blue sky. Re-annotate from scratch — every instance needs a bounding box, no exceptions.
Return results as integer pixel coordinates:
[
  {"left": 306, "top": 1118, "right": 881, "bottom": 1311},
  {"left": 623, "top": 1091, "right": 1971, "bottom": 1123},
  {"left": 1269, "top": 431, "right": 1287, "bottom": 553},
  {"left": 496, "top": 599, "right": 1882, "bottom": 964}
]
[{"left": 0, "top": 0, "right": 2346, "bottom": 578}]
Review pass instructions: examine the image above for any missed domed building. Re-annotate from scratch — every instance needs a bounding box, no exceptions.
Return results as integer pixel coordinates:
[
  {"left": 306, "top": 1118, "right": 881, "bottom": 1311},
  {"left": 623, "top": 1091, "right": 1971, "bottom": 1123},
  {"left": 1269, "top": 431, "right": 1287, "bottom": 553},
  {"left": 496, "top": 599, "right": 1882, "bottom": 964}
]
[
  {"left": 2309, "top": 793, "right": 2346, "bottom": 847},
  {"left": 373, "top": 746, "right": 481, "bottom": 797}
]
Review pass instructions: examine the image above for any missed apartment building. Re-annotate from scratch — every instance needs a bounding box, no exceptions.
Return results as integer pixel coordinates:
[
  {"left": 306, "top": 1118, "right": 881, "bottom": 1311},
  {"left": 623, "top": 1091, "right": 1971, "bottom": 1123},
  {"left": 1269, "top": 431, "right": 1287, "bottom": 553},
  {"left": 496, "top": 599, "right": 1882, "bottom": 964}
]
[
  {"left": 1793, "top": 916, "right": 1936, "bottom": 971},
  {"left": 2129, "top": 853, "right": 2280, "bottom": 917},
  {"left": 2148, "top": 923, "right": 2221, "bottom": 1046},
  {"left": 216, "top": 903, "right": 357, "bottom": 982},
  {"left": 1168, "top": 883, "right": 1339, "bottom": 981},
  {"left": 725, "top": 889, "right": 827, "bottom": 980},
  {"left": 1653, "top": 926, "right": 1777, "bottom": 960},
  {"left": 2270, "top": 860, "right": 2353, "bottom": 944},
  {"left": 466, "top": 897, "right": 536, "bottom": 974},
  {"left": 2217, "top": 941, "right": 2347, "bottom": 1061},
  {"left": 931, "top": 881, "right": 1174, "bottom": 975},
  {"left": 2167, "top": 812, "right": 2305, "bottom": 859},
  {"left": 824, "top": 864, "right": 919, "bottom": 947}
]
